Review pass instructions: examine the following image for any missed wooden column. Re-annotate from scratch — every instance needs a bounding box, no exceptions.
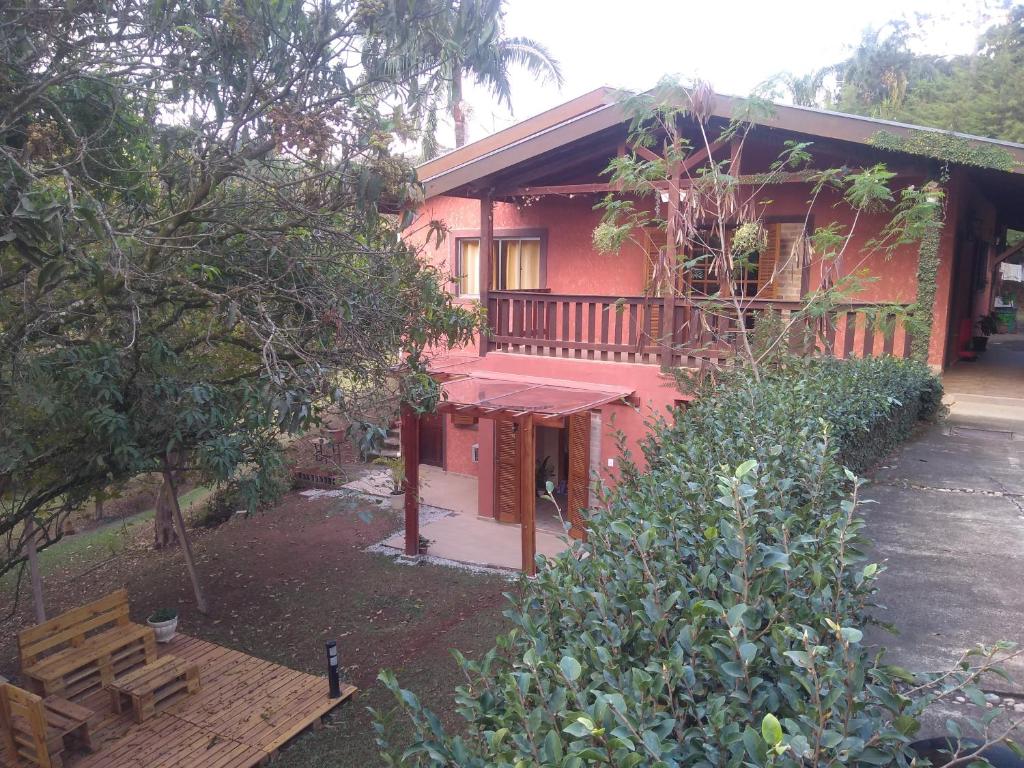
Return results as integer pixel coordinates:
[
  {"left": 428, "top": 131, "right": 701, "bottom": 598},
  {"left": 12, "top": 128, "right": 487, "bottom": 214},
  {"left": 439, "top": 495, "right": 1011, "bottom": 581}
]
[
  {"left": 518, "top": 413, "right": 536, "bottom": 575},
  {"left": 661, "top": 159, "right": 680, "bottom": 366},
  {"left": 479, "top": 194, "right": 494, "bottom": 357},
  {"left": 401, "top": 404, "right": 420, "bottom": 556}
]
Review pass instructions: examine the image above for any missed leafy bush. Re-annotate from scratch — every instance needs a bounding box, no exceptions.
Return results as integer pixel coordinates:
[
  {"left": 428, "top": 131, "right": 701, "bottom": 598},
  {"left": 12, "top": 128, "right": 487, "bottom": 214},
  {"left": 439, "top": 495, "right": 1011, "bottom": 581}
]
[
  {"left": 374, "top": 358, "right": 1010, "bottom": 767},
  {"left": 198, "top": 458, "right": 290, "bottom": 528}
]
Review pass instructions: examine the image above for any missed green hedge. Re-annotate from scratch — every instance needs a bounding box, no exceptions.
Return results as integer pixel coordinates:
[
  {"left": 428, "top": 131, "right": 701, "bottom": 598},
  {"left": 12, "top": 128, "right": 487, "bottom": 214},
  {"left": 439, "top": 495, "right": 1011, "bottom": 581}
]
[{"left": 377, "top": 358, "right": 951, "bottom": 767}]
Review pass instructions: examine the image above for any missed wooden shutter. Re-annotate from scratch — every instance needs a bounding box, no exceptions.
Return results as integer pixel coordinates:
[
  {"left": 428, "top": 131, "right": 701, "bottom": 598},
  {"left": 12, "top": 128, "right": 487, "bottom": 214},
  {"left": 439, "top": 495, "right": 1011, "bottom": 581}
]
[
  {"left": 567, "top": 412, "right": 591, "bottom": 541},
  {"left": 643, "top": 231, "right": 665, "bottom": 342},
  {"left": 757, "top": 223, "right": 781, "bottom": 299},
  {"left": 495, "top": 421, "right": 520, "bottom": 523}
]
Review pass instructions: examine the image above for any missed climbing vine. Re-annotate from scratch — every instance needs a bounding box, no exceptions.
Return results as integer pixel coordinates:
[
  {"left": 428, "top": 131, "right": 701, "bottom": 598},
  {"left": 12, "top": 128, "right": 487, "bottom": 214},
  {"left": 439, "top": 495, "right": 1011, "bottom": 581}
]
[
  {"left": 905, "top": 207, "right": 944, "bottom": 362},
  {"left": 869, "top": 130, "right": 1019, "bottom": 172}
]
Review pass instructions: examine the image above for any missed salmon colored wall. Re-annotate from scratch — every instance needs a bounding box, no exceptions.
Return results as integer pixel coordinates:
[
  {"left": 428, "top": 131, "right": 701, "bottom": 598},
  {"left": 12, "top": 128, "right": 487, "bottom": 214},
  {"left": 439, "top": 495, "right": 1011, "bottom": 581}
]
[
  {"left": 406, "top": 195, "right": 649, "bottom": 296},
  {"left": 444, "top": 414, "right": 480, "bottom": 476},
  {"left": 409, "top": 187, "right": 927, "bottom": 307},
  {"left": 405, "top": 180, "right": 961, "bottom": 500}
]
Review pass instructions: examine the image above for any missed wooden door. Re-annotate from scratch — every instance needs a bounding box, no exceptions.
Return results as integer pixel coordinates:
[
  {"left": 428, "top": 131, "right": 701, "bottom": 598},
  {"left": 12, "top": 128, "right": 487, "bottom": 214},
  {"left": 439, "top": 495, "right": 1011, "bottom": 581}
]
[
  {"left": 418, "top": 413, "right": 444, "bottom": 468},
  {"left": 494, "top": 421, "right": 520, "bottom": 523},
  {"left": 567, "top": 412, "right": 591, "bottom": 540}
]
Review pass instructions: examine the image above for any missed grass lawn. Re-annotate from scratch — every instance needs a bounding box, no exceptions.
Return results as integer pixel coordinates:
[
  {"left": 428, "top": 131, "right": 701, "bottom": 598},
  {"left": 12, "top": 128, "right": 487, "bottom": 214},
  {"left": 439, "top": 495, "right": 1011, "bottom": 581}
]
[{"left": 0, "top": 488, "right": 512, "bottom": 767}]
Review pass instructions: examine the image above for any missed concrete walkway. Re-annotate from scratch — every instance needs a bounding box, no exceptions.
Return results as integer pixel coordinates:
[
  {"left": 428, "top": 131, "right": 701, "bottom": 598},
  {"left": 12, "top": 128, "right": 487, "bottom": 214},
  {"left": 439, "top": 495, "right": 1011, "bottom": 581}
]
[{"left": 864, "top": 334, "right": 1024, "bottom": 699}]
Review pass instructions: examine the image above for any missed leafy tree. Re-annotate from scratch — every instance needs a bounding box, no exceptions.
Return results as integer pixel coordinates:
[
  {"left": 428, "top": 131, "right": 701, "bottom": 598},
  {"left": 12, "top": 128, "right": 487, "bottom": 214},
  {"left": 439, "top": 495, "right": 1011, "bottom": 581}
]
[
  {"left": 792, "top": 10, "right": 1024, "bottom": 143},
  {"left": 0, "top": 0, "right": 484, "bottom": 606},
  {"left": 409, "top": 0, "right": 564, "bottom": 155}
]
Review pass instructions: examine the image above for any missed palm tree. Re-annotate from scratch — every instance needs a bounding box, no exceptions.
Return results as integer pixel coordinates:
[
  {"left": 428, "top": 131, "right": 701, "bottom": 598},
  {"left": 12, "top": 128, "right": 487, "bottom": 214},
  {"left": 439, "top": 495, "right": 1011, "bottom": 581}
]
[{"left": 419, "top": 0, "right": 564, "bottom": 156}]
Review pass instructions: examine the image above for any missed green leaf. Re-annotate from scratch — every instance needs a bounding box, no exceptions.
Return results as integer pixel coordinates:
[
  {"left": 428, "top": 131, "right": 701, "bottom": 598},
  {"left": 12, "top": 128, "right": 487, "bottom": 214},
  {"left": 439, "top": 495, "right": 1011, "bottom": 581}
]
[
  {"left": 735, "top": 459, "right": 758, "bottom": 477},
  {"left": 840, "top": 627, "right": 863, "bottom": 644},
  {"left": 559, "top": 656, "right": 582, "bottom": 682},
  {"left": 761, "top": 713, "right": 783, "bottom": 746}
]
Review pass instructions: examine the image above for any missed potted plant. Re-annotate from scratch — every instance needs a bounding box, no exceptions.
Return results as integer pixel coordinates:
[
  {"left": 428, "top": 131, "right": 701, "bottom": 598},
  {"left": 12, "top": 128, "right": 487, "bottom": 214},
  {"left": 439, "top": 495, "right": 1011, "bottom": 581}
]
[
  {"left": 372, "top": 456, "right": 405, "bottom": 510},
  {"left": 147, "top": 608, "right": 179, "bottom": 643},
  {"left": 973, "top": 314, "right": 998, "bottom": 351},
  {"left": 418, "top": 534, "right": 431, "bottom": 555}
]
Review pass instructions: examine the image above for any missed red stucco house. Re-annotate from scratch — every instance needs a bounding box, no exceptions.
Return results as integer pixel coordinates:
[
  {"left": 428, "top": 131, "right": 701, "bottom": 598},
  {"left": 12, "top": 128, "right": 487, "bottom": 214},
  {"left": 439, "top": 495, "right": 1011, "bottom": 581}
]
[{"left": 397, "top": 87, "right": 1024, "bottom": 573}]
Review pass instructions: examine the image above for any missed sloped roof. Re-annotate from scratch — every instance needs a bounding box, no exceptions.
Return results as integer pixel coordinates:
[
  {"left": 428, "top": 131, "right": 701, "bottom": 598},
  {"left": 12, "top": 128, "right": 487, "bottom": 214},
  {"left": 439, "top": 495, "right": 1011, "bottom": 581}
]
[{"left": 418, "top": 88, "right": 1024, "bottom": 198}]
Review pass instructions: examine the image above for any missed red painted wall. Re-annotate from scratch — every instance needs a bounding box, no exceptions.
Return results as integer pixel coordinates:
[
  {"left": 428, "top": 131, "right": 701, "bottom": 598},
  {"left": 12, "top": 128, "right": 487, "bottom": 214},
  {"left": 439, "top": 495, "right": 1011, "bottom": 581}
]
[{"left": 404, "top": 181, "right": 960, "bottom": 508}]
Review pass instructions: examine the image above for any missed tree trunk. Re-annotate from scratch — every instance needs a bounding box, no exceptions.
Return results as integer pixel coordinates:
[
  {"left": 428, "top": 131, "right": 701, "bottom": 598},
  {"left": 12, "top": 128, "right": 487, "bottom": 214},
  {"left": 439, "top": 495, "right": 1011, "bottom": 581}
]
[
  {"left": 162, "top": 467, "right": 209, "bottom": 615},
  {"left": 94, "top": 494, "right": 105, "bottom": 521},
  {"left": 452, "top": 67, "right": 466, "bottom": 148},
  {"left": 154, "top": 473, "right": 179, "bottom": 549},
  {"left": 25, "top": 518, "right": 46, "bottom": 623}
]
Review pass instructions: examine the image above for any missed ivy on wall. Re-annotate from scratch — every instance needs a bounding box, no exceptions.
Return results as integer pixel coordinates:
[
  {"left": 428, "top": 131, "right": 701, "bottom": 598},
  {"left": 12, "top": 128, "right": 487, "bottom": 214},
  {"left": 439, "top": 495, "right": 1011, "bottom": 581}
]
[
  {"left": 869, "top": 129, "right": 1019, "bottom": 172},
  {"left": 906, "top": 208, "right": 944, "bottom": 362}
]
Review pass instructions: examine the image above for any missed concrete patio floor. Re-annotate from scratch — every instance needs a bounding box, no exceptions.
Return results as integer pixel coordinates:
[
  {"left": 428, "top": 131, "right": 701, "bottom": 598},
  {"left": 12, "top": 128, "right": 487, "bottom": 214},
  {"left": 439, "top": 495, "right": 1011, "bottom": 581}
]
[
  {"left": 350, "top": 464, "right": 572, "bottom": 571},
  {"left": 863, "top": 333, "right": 1024, "bottom": 736}
]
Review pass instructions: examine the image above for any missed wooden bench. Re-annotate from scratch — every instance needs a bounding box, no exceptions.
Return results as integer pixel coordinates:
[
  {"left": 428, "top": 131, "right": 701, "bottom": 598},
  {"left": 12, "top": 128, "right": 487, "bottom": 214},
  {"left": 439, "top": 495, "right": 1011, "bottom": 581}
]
[
  {"left": 18, "top": 589, "right": 157, "bottom": 702},
  {"left": 107, "top": 656, "right": 200, "bottom": 724},
  {"left": 0, "top": 683, "right": 96, "bottom": 768}
]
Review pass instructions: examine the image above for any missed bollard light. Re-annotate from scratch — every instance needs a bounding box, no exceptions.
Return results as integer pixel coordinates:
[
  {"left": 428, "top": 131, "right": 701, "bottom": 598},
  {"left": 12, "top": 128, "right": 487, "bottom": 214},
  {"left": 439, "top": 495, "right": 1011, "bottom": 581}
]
[{"left": 326, "top": 640, "right": 341, "bottom": 698}]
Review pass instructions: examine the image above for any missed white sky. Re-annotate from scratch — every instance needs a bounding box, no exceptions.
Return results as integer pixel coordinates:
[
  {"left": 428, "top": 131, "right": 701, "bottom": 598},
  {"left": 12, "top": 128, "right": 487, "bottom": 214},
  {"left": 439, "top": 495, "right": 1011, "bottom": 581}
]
[{"left": 456, "top": 0, "right": 1012, "bottom": 144}]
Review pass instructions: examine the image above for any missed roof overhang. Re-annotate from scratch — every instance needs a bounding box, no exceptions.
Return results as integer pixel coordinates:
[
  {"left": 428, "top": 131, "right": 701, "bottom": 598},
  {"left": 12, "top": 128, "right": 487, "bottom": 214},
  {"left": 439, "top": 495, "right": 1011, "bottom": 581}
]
[
  {"left": 435, "top": 370, "right": 633, "bottom": 424},
  {"left": 417, "top": 88, "right": 1024, "bottom": 199}
]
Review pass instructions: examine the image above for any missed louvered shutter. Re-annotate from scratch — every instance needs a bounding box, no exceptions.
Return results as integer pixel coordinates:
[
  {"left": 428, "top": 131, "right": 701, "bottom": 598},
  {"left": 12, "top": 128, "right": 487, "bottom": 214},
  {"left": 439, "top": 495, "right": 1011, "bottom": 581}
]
[
  {"left": 567, "top": 412, "right": 591, "bottom": 541},
  {"left": 757, "top": 223, "right": 781, "bottom": 299},
  {"left": 495, "top": 421, "right": 520, "bottom": 523},
  {"left": 644, "top": 231, "right": 665, "bottom": 342}
]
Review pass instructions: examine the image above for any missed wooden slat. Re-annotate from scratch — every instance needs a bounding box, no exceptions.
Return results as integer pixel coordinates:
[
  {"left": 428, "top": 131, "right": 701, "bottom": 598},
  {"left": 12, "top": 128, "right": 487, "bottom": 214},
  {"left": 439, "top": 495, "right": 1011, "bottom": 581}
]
[
  {"left": 19, "top": 590, "right": 131, "bottom": 667},
  {"left": 495, "top": 421, "right": 520, "bottom": 524},
  {"left": 567, "top": 412, "right": 591, "bottom": 541}
]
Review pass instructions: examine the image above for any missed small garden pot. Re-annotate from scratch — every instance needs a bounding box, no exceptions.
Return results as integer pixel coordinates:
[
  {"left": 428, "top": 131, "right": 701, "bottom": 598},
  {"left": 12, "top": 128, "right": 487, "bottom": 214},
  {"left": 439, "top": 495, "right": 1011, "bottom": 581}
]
[
  {"left": 147, "top": 612, "right": 179, "bottom": 643},
  {"left": 389, "top": 491, "right": 404, "bottom": 511},
  {"left": 972, "top": 335, "right": 989, "bottom": 352}
]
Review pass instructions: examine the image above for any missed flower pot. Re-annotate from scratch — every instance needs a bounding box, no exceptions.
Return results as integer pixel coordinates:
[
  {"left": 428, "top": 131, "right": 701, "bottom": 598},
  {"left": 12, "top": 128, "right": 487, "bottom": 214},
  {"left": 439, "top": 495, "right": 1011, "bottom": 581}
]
[
  {"left": 389, "top": 491, "right": 404, "bottom": 511},
  {"left": 147, "top": 615, "right": 179, "bottom": 643},
  {"left": 972, "top": 335, "right": 989, "bottom": 352}
]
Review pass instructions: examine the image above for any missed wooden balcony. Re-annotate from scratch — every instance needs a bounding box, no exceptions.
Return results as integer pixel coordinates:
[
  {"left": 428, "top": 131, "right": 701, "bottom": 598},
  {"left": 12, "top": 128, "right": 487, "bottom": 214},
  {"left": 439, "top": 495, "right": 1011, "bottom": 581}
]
[{"left": 484, "top": 290, "right": 914, "bottom": 367}]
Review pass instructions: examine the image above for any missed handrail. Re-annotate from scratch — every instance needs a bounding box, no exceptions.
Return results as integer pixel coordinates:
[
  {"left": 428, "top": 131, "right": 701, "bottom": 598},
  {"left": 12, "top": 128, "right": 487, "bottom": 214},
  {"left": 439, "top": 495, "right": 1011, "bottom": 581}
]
[{"left": 485, "top": 290, "right": 914, "bottom": 365}]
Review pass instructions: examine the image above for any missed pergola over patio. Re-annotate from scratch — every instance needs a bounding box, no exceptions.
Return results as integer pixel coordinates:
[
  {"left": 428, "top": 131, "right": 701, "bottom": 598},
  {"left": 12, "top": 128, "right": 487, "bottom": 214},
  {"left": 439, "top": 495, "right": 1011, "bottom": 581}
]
[{"left": 401, "top": 372, "right": 634, "bottom": 574}]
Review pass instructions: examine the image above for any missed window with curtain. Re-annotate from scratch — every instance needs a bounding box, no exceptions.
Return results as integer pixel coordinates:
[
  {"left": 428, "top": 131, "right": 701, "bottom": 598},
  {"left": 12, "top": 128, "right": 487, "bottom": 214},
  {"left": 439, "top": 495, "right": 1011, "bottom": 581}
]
[{"left": 456, "top": 237, "right": 542, "bottom": 295}]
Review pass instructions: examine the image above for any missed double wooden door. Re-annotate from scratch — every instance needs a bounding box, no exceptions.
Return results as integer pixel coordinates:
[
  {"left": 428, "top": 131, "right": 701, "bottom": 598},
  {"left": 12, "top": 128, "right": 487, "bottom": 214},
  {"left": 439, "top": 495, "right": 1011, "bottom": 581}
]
[{"left": 493, "top": 412, "right": 590, "bottom": 540}]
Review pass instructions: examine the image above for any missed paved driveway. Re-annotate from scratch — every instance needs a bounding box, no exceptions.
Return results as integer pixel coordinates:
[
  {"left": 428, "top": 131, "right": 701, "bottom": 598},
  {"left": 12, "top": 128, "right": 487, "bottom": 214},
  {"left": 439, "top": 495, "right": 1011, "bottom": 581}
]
[
  {"left": 865, "top": 422, "right": 1024, "bottom": 688},
  {"left": 863, "top": 345, "right": 1024, "bottom": 735}
]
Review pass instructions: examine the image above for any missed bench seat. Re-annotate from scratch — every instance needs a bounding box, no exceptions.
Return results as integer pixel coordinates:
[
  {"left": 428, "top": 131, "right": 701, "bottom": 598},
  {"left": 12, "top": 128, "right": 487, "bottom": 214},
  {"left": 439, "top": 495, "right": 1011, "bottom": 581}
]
[{"left": 24, "top": 624, "right": 156, "bottom": 701}]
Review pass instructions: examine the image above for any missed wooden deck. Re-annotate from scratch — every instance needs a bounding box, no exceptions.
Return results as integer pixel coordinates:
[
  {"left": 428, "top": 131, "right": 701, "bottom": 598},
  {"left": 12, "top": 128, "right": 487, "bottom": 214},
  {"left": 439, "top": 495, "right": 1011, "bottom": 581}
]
[{"left": 2, "top": 634, "right": 355, "bottom": 768}]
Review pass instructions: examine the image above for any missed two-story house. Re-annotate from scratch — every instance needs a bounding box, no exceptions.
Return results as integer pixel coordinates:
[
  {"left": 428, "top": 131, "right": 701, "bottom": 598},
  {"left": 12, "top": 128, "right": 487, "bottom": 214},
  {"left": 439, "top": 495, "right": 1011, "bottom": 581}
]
[{"left": 394, "top": 87, "right": 1024, "bottom": 573}]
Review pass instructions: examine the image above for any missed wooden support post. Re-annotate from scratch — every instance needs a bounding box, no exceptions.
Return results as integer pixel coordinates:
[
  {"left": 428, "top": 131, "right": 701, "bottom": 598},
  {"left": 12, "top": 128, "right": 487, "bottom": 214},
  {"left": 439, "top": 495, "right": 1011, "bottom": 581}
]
[
  {"left": 479, "top": 194, "right": 494, "bottom": 357},
  {"left": 661, "top": 160, "right": 680, "bottom": 366},
  {"left": 518, "top": 413, "right": 536, "bottom": 575},
  {"left": 401, "top": 404, "right": 420, "bottom": 556},
  {"left": 163, "top": 465, "right": 209, "bottom": 614}
]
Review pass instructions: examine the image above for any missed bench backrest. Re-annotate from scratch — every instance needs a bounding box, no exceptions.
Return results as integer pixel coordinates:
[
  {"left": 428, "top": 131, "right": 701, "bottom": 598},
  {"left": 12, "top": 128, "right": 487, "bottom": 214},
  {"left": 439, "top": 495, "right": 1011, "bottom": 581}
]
[
  {"left": 18, "top": 588, "right": 132, "bottom": 668},
  {"left": 0, "top": 683, "right": 53, "bottom": 768}
]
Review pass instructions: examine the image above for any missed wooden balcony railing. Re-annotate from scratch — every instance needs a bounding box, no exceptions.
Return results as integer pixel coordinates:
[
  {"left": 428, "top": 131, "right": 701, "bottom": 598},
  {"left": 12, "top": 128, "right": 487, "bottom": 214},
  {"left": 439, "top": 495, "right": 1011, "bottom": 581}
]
[{"left": 484, "top": 290, "right": 914, "bottom": 367}]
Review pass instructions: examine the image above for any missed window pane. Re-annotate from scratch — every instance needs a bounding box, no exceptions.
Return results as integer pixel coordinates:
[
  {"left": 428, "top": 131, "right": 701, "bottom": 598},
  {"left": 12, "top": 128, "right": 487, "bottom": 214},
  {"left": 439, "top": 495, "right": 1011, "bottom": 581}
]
[
  {"left": 459, "top": 239, "right": 480, "bottom": 295},
  {"left": 489, "top": 238, "right": 541, "bottom": 290},
  {"left": 519, "top": 240, "right": 541, "bottom": 289}
]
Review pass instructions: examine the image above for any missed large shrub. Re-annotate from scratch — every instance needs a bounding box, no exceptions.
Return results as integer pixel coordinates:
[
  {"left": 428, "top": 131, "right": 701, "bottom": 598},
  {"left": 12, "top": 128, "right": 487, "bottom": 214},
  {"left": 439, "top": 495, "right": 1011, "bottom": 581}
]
[{"left": 375, "top": 359, "right": 1007, "bottom": 767}]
